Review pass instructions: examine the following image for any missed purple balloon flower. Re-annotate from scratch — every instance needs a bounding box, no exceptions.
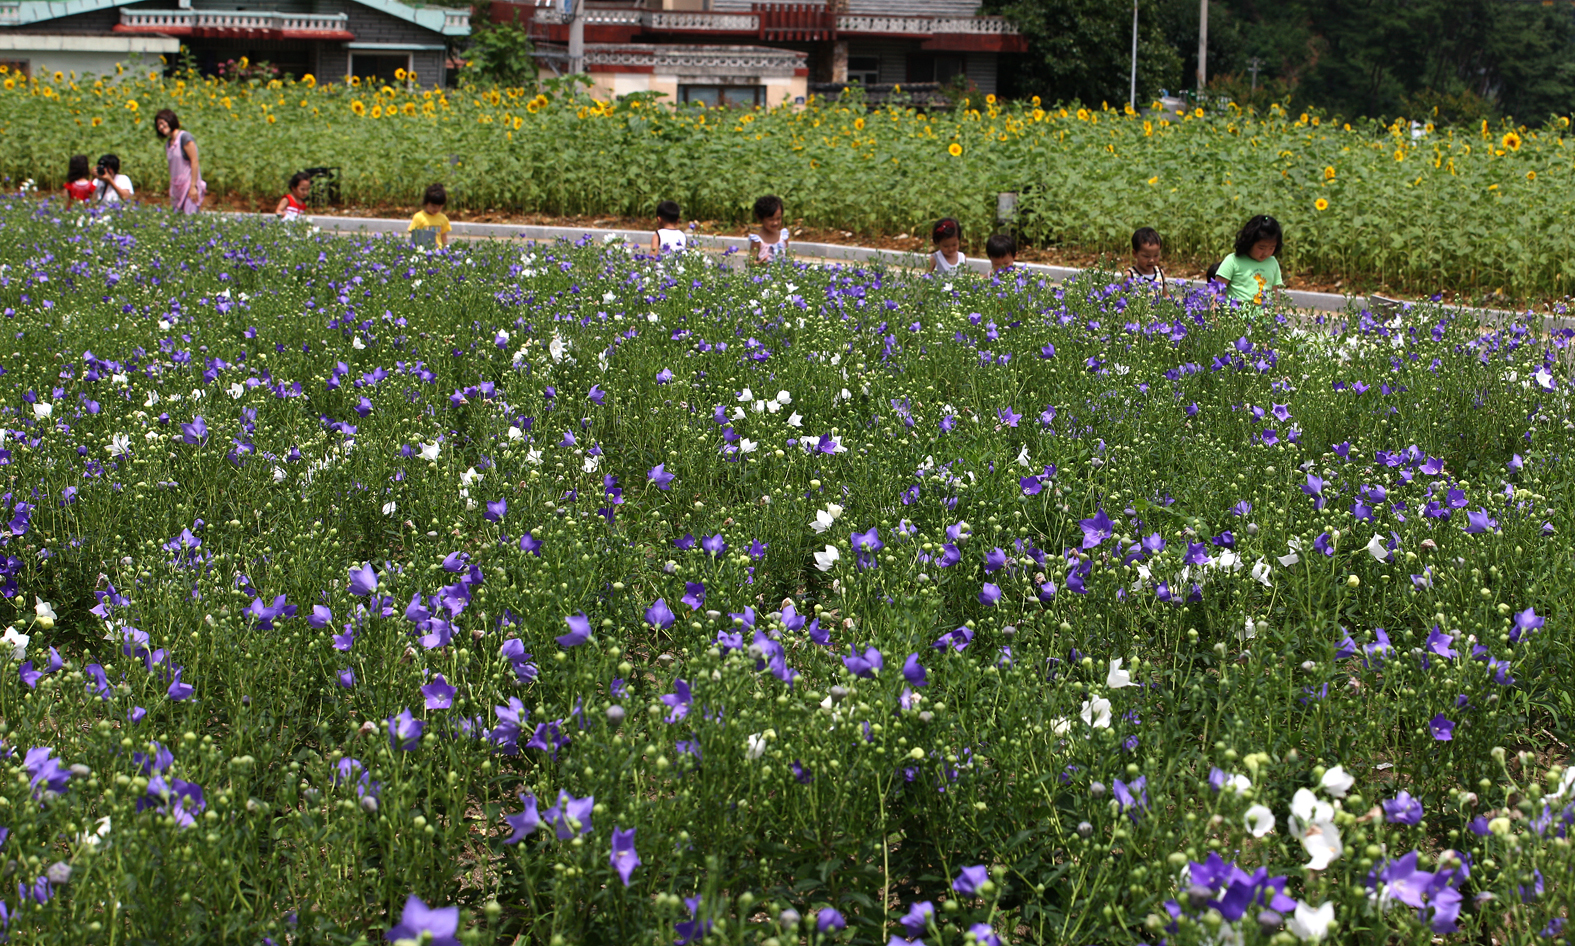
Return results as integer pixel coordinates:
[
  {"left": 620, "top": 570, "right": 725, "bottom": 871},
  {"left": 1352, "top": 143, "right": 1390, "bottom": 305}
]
[
  {"left": 610, "top": 826, "right": 640, "bottom": 886},
  {"left": 388, "top": 709, "right": 424, "bottom": 752},
  {"left": 817, "top": 907, "right": 846, "bottom": 932},
  {"left": 952, "top": 864, "right": 989, "bottom": 896},
  {"left": 557, "top": 613, "right": 592, "bottom": 647},
  {"left": 348, "top": 562, "right": 378, "bottom": 597},
  {"left": 1078, "top": 509, "right": 1114, "bottom": 549},
  {"left": 484, "top": 498, "right": 507, "bottom": 522},
  {"left": 648, "top": 463, "right": 674, "bottom": 490},
  {"left": 543, "top": 789, "right": 594, "bottom": 839},
  {"left": 386, "top": 895, "right": 460, "bottom": 946},
  {"left": 1383, "top": 790, "right": 1424, "bottom": 825},
  {"left": 422, "top": 674, "right": 456, "bottom": 710},
  {"left": 1429, "top": 714, "right": 1454, "bottom": 741},
  {"left": 645, "top": 599, "right": 676, "bottom": 630},
  {"left": 502, "top": 792, "right": 540, "bottom": 844},
  {"left": 181, "top": 415, "right": 208, "bottom": 446}
]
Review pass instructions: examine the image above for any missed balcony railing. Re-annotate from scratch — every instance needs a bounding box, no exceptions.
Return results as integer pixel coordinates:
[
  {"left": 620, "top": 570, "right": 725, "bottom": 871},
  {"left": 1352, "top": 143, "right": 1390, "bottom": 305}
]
[
  {"left": 117, "top": 9, "right": 353, "bottom": 34},
  {"left": 533, "top": 6, "right": 1016, "bottom": 35},
  {"left": 0, "top": 2, "right": 19, "bottom": 27},
  {"left": 538, "top": 42, "right": 806, "bottom": 75}
]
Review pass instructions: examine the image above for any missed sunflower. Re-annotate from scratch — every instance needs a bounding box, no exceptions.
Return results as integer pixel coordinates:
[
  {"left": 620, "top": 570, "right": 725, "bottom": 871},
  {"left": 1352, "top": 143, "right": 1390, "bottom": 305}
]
[
  {"left": 370, "top": 104, "right": 382, "bottom": 118},
  {"left": 125, "top": 99, "right": 139, "bottom": 112},
  {"left": 1147, "top": 175, "right": 1158, "bottom": 185},
  {"left": 53, "top": 71, "right": 64, "bottom": 83},
  {"left": 1315, "top": 198, "right": 1329, "bottom": 211},
  {"left": 1032, "top": 108, "right": 1045, "bottom": 121},
  {"left": 526, "top": 100, "right": 539, "bottom": 114},
  {"left": 853, "top": 117, "right": 864, "bottom": 130},
  {"left": 513, "top": 115, "right": 522, "bottom": 129},
  {"left": 1502, "top": 131, "right": 1521, "bottom": 151},
  {"left": 302, "top": 74, "right": 316, "bottom": 88},
  {"left": 1527, "top": 170, "right": 1537, "bottom": 181},
  {"left": 947, "top": 142, "right": 962, "bottom": 157},
  {"left": 1324, "top": 166, "right": 1335, "bottom": 180},
  {"left": 395, "top": 68, "right": 406, "bottom": 81},
  {"left": 1393, "top": 149, "right": 1404, "bottom": 162},
  {"left": 986, "top": 93, "right": 996, "bottom": 105},
  {"left": 91, "top": 116, "right": 102, "bottom": 126},
  {"left": 2, "top": 79, "right": 12, "bottom": 90},
  {"left": 1076, "top": 107, "right": 1089, "bottom": 121},
  {"left": 349, "top": 75, "right": 361, "bottom": 87},
  {"left": 351, "top": 99, "right": 366, "bottom": 116}
]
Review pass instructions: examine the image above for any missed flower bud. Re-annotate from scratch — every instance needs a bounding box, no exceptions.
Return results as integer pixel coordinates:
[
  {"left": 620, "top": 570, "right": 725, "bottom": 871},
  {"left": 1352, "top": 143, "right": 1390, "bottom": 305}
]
[
  {"left": 1089, "top": 781, "right": 1107, "bottom": 798},
  {"left": 1076, "top": 821, "right": 1093, "bottom": 838},
  {"left": 778, "top": 909, "right": 800, "bottom": 929},
  {"left": 606, "top": 705, "right": 625, "bottom": 725},
  {"left": 1257, "top": 910, "right": 1282, "bottom": 936}
]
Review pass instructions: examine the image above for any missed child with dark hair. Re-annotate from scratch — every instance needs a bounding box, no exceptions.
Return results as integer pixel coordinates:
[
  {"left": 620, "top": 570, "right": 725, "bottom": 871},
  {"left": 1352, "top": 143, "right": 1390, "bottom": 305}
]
[
  {"left": 409, "top": 183, "right": 451, "bottom": 248},
  {"left": 276, "top": 171, "right": 311, "bottom": 220},
  {"left": 925, "top": 217, "right": 966, "bottom": 275},
  {"left": 93, "top": 154, "right": 134, "bottom": 204},
  {"left": 985, "top": 232, "right": 1016, "bottom": 273},
  {"left": 63, "top": 154, "right": 95, "bottom": 202},
  {"left": 748, "top": 194, "right": 788, "bottom": 264},
  {"left": 652, "top": 199, "right": 686, "bottom": 254},
  {"left": 1211, "top": 215, "right": 1285, "bottom": 312},
  {"left": 1127, "top": 226, "right": 1167, "bottom": 295}
]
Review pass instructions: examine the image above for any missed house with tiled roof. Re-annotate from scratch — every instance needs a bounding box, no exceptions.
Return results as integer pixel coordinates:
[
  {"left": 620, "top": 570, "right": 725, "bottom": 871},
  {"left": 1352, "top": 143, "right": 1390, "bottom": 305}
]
[
  {"left": 491, "top": 0, "right": 1021, "bottom": 108},
  {"left": 0, "top": 0, "right": 468, "bottom": 83}
]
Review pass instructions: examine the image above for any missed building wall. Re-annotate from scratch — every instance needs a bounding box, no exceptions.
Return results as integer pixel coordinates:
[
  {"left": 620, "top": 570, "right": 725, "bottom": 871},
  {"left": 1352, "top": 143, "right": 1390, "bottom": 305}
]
[
  {"left": 963, "top": 51, "right": 993, "bottom": 94},
  {"left": 315, "top": 0, "right": 448, "bottom": 84},
  {"left": 0, "top": 32, "right": 179, "bottom": 78},
  {"left": 1, "top": 7, "right": 121, "bottom": 33}
]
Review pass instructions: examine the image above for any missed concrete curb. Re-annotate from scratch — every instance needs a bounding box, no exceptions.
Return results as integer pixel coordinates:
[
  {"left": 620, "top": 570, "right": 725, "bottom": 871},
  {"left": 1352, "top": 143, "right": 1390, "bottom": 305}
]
[{"left": 271, "top": 212, "right": 1567, "bottom": 329}]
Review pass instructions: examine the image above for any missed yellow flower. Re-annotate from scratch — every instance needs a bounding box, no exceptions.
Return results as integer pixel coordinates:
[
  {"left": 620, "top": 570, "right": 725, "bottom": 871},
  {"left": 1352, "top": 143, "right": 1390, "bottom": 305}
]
[
  {"left": 238, "top": 56, "right": 249, "bottom": 68},
  {"left": 1502, "top": 131, "right": 1521, "bottom": 151},
  {"left": 302, "top": 74, "right": 316, "bottom": 88},
  {"left": 1527, "top": 170, "right": 1537, "bottom": 181},
  {"left": 370, "top": 104, "right": 382, "bottom": 118},
  {"left": 1031, "top": 95, "right": 1041, "bottom": 107},
  {"left": 2, "top": 79, "right": 11, "bottom": 91},
  {"left": 1324, "top": 166, "right": 1336, "bottom": 180},
  {"left": 1393, "top": 149, "right": 1404, "bottom": 161},
  {"left": 53, "top": 71, "right": 64, "bottom": 83},
  {"left": 1311, "top": 116, "right": 1320, "bottom": 126},
  {"left": 395, "top": 68, "right": 406, "bottom": 80},
  {"left": 381, "top": 85, "right": 396, "bottom": 99},
  {"left": 1561, "top": 116, "right": 1571, "bottom": 127},
  {"left": 986, "top": 93, "right": 996, "bottom": 105},
  {"left": 1123, "top": 102, "right": 1135, "bottom": 116},
  {"left": 513, "top": 115, "right": 522, "bottom": 129},
  {"left": 1194, "top": 107, "right": 1204, "bottom": 117},
  {"left": 266, "top": 114, "right": 276, "bottom": 123},
  {"left": 1147, "top": 176, "right": 1158, "bottom": 185},
  {"left": 526, "top": 100, "right": 540, "bottom": 114},
  {"left": 349, "top": 75, "right": 361, "bottom": 87},
  {"left": 351, "top": 99, "right": 366, "bottom": 115},
  {"left": 947, "top": 142, "right": 962, "bottom": 157},
  {"left": 91, "top": 116, "right": 102, "bottom": 126},
  {"left": 1076, "top": 107, "right": 1089, "bottom": 121},
  {"left": 1315, "top": 198, "right": 1329, "bottom": 211}
]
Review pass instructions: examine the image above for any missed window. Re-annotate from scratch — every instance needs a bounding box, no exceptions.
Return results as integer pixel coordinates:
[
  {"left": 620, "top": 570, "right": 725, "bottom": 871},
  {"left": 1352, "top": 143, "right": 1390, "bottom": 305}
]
[
  {"left": 905, "top": 53, "right": 965, "bottom": 84},
  {"left": 0, "top": 60, "right": 29, "bottom": 79},
  {"left": 680, "top": 85, "right": 763, "bottom": 108},
  {"left": 847, "top": 55, "right": 879, "bottom": 86},
  {"left": 350, "top": 53, "right": 412, "bottom": 86}
]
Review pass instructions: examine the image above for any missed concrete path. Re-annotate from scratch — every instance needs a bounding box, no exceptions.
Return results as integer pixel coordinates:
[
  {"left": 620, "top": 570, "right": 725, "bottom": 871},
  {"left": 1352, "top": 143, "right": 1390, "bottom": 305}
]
[{"left": 274, "top": 212, "right": 1566, "bottom": 331}]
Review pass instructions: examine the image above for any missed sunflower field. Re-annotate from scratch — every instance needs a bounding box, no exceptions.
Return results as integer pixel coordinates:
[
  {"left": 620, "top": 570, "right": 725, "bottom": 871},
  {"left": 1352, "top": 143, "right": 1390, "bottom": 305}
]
[{"left": 2, "top": 65, "right": 1574, "bottom": 299}]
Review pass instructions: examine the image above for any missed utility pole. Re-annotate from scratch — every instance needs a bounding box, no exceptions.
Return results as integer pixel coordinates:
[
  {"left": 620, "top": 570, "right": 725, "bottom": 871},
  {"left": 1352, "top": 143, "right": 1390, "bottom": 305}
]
[
  {"left": 1129, "top": 0, "right": 1138, "bottom": 109},
  {"left": 1248, "top": 56, "right": 1262, "bottom": 91},
  {"left": 567, "top": 0, "right": 585, "bottom": 74},
  {"left": 1196, "top": 0, "right": 1207, "bottom": 93}
]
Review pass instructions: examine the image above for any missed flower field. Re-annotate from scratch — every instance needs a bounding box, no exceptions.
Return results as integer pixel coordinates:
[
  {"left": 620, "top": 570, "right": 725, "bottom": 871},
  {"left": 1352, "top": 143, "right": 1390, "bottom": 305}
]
[
  {"left": 0, "top": 196, "right": 1572, "bottom": 944},
  {"left": 4, "top": 69, "right": 1575, "bottom": 300}
]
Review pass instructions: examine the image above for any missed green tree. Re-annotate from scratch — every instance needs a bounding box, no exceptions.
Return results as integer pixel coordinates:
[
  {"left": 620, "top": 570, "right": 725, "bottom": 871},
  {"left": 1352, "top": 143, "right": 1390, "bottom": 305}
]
[
  {"left": 985, "top": 0, "right": 1183, "bottom": 106},
  {"left": 459, "top": 19, "right": 539, "bottom": 89}
]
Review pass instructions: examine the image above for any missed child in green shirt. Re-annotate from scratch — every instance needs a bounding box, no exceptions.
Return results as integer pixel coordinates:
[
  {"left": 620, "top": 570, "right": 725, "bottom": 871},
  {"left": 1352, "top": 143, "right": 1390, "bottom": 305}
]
[{"left": 1210, "top": 215, "right": 1285, "bottom": 314}]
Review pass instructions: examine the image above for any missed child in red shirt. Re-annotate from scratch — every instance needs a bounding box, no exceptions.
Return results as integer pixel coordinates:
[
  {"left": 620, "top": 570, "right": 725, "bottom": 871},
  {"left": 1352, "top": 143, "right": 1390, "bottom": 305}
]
[{"left": 63, "top": 154, "right": 95, "bottom": 202}]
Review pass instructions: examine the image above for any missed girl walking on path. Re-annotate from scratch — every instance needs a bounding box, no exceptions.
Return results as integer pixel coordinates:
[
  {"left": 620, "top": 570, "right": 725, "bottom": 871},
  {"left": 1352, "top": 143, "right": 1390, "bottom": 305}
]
[{"left": 155, "top": 109, "right": 206, "bottom": 214}]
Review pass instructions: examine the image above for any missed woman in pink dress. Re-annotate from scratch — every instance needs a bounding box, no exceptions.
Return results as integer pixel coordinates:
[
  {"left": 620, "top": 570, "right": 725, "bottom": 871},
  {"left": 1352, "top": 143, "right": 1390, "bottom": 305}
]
[{"left": 154, "top": 109, "right": 206, "bottom": 214}]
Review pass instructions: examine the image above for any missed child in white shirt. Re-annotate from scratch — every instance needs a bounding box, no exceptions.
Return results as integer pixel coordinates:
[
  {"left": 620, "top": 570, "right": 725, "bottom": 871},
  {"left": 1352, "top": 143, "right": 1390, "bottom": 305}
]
[
  {"left": 747, "top": 194, "right": 788, "bottom": 264},
  {"left": 926, "top": 217, "right": 967, "bottom": 274},
  {"left": 93, "top": 154, "right": 134, "bottom": 204},
  {"left": 651, "top": 199, "right": 687, "bottom": 254}
]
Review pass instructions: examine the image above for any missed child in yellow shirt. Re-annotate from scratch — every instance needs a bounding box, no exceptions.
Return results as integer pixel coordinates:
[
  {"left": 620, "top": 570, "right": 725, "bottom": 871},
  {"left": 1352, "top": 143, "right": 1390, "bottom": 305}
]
[{"left": 409, "top": 183, "right": 452, "bottom": 248}]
